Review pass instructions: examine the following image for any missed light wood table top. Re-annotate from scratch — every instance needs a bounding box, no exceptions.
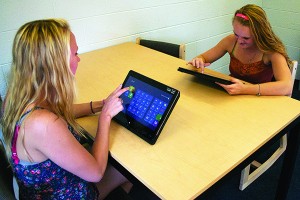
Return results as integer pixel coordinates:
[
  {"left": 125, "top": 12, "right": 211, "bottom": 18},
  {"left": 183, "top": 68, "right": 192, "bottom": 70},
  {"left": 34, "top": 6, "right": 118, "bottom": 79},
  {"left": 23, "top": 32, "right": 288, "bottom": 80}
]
[{"left": 75, "top": 42, "right": 300, "bottom": 200}]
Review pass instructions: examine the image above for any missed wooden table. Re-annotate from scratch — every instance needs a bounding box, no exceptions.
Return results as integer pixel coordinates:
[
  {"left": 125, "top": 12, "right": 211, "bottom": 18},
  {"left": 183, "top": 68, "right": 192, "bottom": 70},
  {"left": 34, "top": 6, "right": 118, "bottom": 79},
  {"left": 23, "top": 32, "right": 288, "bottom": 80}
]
[{"left": 75, "top": 42, "right": 300, "bottom": 200}]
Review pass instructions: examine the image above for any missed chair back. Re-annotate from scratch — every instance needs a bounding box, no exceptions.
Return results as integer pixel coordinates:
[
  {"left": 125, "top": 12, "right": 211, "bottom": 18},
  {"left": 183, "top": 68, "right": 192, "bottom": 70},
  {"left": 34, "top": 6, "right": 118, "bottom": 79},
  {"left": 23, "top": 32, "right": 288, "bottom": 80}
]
[
  {"left": 0, "top": 140, "right": 15, "bottom": 199},
  {"left": 136, "top": 37, "right": 185, "bottom": 60},
  {"left": 290, "top": 60, "right": 298, "bottom": 97}
]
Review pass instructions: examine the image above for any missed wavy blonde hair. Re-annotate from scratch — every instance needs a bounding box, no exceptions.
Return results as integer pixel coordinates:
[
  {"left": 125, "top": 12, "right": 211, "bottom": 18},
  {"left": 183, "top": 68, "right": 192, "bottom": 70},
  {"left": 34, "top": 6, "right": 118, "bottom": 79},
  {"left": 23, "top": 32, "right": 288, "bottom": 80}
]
[
  {"left": 233, "top": 4, "right": 291, "bottom": 66},
  {"left": 2, "top": 19, "right": 83, "bottom": 156}
]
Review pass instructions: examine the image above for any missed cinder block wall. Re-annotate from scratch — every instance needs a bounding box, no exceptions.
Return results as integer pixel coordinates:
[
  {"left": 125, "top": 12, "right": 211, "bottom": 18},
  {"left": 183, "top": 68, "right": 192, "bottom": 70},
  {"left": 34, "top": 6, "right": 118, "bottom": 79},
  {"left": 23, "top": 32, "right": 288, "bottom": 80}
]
[
  {"left": 1, "top": 0, "right": 299, "bottom": 99},
  {"left": 263, "top": 1, "right": 300, "bottom": 78}
]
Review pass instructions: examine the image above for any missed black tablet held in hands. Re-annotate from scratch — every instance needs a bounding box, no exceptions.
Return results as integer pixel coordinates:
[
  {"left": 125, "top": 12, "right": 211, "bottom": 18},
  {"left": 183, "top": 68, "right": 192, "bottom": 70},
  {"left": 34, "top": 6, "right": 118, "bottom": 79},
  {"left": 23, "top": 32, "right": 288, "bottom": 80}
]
[
  {"left": 178, "top": 67, "right": 233, "bottom": 85},
  {"left": 114, "top": 70, "right": 180, "bottom": 145}
]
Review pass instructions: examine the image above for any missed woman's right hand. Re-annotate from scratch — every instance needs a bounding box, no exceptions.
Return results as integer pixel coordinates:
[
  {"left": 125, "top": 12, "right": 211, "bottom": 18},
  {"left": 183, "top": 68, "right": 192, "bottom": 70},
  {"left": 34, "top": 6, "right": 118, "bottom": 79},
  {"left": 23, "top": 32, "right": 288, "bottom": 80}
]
[
  {"left": 187, "top": 57, "right": 210, "bottom": 73},
  {"left": 100, "top": 85, "right": 129, "bottom": 120}
]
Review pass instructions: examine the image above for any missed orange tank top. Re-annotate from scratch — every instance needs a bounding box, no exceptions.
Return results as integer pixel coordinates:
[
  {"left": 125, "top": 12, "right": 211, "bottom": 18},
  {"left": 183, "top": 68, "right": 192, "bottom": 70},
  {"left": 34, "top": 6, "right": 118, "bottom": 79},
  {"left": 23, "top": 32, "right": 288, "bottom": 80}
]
[{"left": 229, "top": 41, "right": 273, "bottom": 84}]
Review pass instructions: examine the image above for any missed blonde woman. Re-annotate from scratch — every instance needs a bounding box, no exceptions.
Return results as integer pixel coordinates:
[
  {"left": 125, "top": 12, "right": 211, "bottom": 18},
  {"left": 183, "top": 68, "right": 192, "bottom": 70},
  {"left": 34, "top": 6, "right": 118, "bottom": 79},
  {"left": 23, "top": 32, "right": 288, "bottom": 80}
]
[
  {"left": 188, "top": 4, "right": 292, "bottom": 96},
  {"left": 1, "top": 19, "right": 131, "bottom": 199}
]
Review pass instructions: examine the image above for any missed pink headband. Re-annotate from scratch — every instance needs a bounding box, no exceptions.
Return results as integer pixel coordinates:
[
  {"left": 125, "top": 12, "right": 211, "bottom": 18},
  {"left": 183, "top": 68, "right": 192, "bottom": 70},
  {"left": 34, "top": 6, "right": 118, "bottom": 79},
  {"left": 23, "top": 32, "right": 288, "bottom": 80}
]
[{"left": 236, "top": 13, "right": 249, "bottom": 20}]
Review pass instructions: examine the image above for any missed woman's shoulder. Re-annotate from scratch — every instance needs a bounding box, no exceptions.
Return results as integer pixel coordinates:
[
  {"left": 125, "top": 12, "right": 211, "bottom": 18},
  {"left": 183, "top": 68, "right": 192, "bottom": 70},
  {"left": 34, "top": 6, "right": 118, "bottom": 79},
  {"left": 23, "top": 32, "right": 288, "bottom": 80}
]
[
  {"left": 218, "top": 34, "right": 236, "bottom": 52},
  {"left": 264, "top": 51, "right": 287, "bottom": 64},
  {"left": 19, "top": 107, "right": 80, "bottom": 165},
  {"left": 29, "top": 108, "right": 60, "bottom": 121},
  {"left": 220, "top": 34, "right": 235, "bottom": 43},
  {"left": 26, "top": 108, "right": 68, "bottom": 134},
  {"left": 224, "top": 34, "right": 236, "bottom": 41}
]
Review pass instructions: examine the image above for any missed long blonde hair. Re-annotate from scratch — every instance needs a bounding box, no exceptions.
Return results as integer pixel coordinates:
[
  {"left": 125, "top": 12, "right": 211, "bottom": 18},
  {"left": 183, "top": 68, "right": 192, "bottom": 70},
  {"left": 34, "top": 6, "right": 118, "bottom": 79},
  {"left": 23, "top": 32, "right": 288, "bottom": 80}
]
[
  {"left": 233, "top": 4, "right": 291, "bottom": 66},
  {"left": 2, "top": 19, "right": 82, "bottom": 156}
]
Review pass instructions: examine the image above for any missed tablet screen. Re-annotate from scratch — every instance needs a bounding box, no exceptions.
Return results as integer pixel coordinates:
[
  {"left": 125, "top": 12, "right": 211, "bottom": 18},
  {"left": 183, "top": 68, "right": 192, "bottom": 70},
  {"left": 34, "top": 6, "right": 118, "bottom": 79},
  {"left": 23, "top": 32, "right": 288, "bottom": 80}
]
[{"left": 114, "top": 70, "right": 180, "bottom": 144}]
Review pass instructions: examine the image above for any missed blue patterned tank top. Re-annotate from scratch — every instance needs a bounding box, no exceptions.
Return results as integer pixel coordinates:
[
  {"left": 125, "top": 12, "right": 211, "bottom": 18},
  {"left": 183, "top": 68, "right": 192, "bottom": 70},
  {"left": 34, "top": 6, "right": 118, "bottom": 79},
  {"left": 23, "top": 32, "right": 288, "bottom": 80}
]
[{"left": 11, "top": 107, "right": 99, "bottom": 199}]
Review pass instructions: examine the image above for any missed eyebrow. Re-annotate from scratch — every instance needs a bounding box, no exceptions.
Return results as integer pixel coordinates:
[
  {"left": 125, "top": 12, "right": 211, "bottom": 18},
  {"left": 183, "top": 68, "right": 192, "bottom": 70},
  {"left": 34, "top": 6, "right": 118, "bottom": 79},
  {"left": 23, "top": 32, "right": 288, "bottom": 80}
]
[{"left": 233, "top": 32, "right": 250, "bottom": 40}]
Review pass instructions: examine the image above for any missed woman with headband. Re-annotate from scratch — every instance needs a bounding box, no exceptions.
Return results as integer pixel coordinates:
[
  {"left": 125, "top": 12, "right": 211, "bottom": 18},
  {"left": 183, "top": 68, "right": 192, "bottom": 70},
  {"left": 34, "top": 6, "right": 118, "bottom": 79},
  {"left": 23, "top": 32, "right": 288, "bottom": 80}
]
[{"left": 188, "top": 4, "right": 292, "bottom": 96}]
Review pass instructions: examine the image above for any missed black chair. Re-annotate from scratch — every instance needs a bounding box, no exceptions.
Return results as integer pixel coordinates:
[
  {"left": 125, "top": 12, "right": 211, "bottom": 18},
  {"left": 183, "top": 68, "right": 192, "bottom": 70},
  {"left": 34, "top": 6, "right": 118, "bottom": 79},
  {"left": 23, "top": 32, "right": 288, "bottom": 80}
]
[
  {"left": 0, "top": 140, "right": 15, "bottom": 200},
  {"left": 136, "top": 37, "right": 185, "bottom": 60}
]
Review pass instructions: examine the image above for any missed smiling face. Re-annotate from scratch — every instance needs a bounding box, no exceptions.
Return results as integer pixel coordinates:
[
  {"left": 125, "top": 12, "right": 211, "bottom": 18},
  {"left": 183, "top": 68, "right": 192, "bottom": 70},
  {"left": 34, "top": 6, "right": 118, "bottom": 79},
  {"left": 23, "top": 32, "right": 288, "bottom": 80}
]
[
  {"left": 69, "top": 32, "right": 80, "bottom": 74},
  {"left": 232, "top": 20, "right": 255, "bottom": 49}
]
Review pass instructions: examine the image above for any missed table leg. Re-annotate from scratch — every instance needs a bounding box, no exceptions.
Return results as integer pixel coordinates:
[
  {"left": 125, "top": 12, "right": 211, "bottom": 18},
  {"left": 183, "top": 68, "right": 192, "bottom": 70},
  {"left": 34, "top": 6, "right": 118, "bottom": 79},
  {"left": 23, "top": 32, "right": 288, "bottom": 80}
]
[{"left": 276, "top": 121, "right": 300, "bottom": 200}]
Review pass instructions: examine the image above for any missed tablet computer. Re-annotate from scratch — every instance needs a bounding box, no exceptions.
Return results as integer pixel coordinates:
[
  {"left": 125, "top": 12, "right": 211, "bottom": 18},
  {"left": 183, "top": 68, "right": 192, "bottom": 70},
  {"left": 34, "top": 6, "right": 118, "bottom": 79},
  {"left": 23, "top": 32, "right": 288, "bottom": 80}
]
[
  {"left": 178, "top": 67, "right": 233, "bottom": 85},
  {"left": 114, "top": 70, "right": 180, "bottom": 145}
]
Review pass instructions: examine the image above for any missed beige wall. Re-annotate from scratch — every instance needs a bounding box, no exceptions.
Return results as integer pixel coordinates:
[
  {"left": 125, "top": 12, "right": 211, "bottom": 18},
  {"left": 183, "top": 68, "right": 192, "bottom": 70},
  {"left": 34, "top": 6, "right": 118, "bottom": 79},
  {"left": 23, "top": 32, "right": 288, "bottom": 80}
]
[{"left": 1, "top": 0, "right": 299, "bottom": 98}]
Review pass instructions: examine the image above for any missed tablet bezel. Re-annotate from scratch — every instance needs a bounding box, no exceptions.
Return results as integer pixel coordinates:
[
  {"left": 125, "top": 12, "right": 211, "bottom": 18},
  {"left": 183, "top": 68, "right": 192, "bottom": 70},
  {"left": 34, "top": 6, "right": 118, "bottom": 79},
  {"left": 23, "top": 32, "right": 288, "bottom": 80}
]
[
  {"left": 178, "top": 67, "right": 233, "bottom": 85},
  {"left": 113, "top": 70, "right": 180, "bottom": 145}
]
